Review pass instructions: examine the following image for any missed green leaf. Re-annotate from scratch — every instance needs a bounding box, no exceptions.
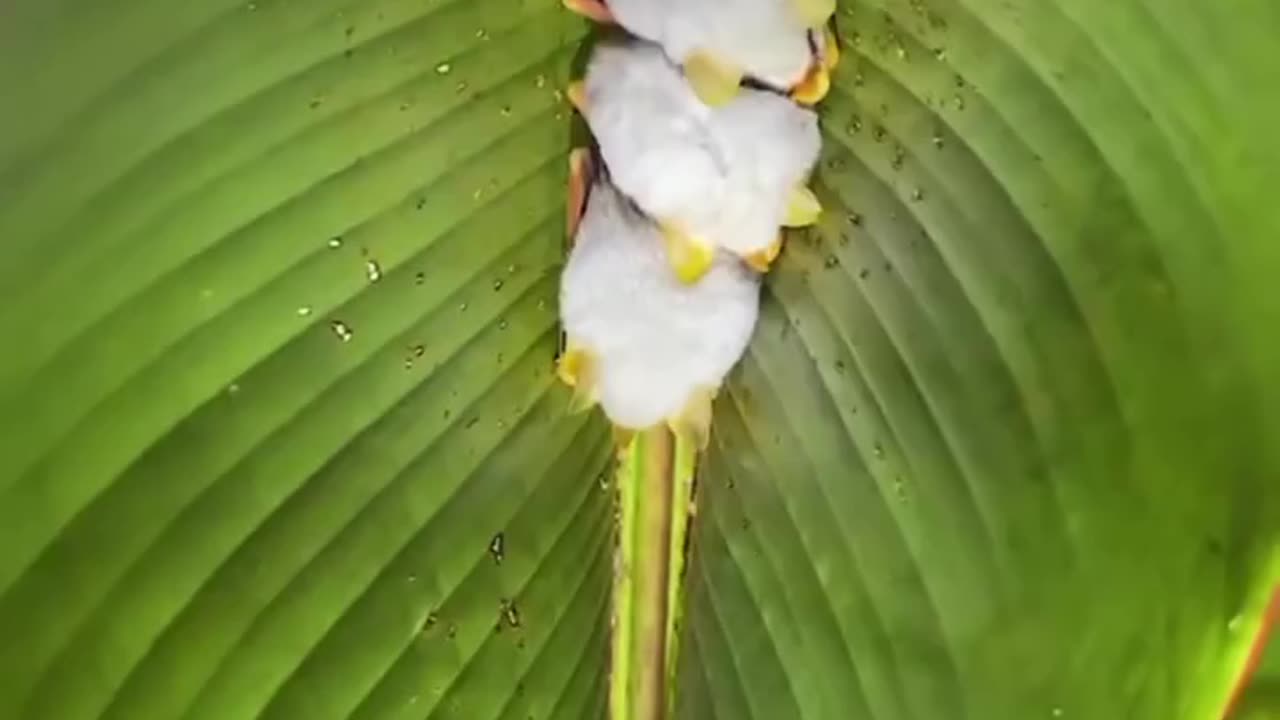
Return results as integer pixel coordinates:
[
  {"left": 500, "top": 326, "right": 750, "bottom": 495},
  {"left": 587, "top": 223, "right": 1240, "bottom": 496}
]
[
  {"left": 679, "top": 2, "right": 1280, "bottom": 719},
  {"left": 0, "top": 2, "right": 613, "bottom": 719}
]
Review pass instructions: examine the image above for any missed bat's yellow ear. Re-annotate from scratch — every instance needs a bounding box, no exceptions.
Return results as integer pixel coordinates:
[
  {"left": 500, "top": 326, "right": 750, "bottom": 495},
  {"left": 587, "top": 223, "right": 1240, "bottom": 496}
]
[
  {"left": 558, "top": 343, "right": 600, "bottom": 413},
  {"left": 790, "top": 61, "right": 831, "bottom": 105},
  {"left": 659, "top": 222, "right": 716, "bottom": 284},
  {"left": 744, "top": 235, "right": 784, "bottom": 273},
  {"left": 782, "top": 187, "right": 822, "bottom": 227},
  {"left": 684, "top": 50, "right": 745, "bottom": 107},
  {"left": 821, "top": 24, "right": 841, "bottom": 71},
  {"left": 612, "top": 425, "right": 637, "bottom": 460},
  {"left": 566, "top": 148, "right": 593, "bottom": 240},
  {"left": 668, "top": 387, "right": 716, "bottom": 451},
  {"left": 561, "top": 0, "right": 615, "bottom": 23},
  {"left": 566, "top": 80, "right": 588, "bottom": 115},
  {"left": 792, "top": 0, "right": 836, "bottom": 27}
]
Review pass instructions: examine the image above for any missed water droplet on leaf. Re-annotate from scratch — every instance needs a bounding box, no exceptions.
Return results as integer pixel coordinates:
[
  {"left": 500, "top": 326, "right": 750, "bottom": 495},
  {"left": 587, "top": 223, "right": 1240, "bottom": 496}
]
[
  {"left": 489, "top": 533, "right": 505, "bottom": 564},
  {"left": 330, "top": 320, "right": 354, "bottom": 342}
]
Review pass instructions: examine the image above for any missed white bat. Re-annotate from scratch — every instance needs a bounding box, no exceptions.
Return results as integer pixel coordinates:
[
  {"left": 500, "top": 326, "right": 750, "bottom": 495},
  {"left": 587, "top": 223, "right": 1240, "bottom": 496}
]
[
  {"left": 570, "top": 40, "right": 823, "bottom": 284},
  {"left": 559, "top": 156, "right": 760, "bottom": 447},
  {"left": 564, "top": 0, "right": 839, "bottom": 106}
]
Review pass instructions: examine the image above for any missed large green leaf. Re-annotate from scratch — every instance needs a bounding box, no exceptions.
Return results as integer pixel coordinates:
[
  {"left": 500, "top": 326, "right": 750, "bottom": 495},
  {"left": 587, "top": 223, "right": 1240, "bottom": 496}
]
[
  {"left": 678, "top": 2, "right": 1280, "bottom": 719},
  {"left": 0, "top": 2, "right": 612, "bottom": 719},
  {"left": 4, "top": 1, "right": 1280, "bottom": 720}
]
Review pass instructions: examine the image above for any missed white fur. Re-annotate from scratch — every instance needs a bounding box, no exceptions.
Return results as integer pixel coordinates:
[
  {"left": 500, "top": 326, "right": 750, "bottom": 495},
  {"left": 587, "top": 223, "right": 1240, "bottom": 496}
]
[
  {"left": 560, "top": 181, "right": 760, "bottom": 430},
  {"left": 607, "top": 0, "right": 816, "bottom": 89},
  {"left": 583, "top": 41, "right": 821, "bottom": 257}
]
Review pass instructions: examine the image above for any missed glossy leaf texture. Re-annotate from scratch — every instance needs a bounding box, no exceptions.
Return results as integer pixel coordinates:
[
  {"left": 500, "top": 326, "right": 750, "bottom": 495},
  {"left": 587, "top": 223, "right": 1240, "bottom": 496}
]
[
  {"left": 0, "top": 1, "right": 614, "bottom": 720},
  {"left": 679, "top": 2, "right": 1280, "bottom": 720}
]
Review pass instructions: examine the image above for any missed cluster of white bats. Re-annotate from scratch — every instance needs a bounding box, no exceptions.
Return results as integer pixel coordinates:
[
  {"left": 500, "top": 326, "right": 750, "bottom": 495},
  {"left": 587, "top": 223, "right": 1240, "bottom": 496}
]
[{"left": 555, "top": 0, "right": 840, "bottom": 450}]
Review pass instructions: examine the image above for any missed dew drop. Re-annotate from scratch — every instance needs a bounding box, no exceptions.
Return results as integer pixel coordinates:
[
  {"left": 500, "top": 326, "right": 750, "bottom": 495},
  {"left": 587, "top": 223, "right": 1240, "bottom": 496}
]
[
  {"left": 365, "top": 259, "right": 383, "bottom": 283},
  {"left": 500, "top": 105, "right": 512, "bottom": 117},
  {"left": 953, "top": 94, "right": 966, "bottom": 110},
  {"left": 846, "top": 116, "right": 863, "bottom": 134},
  {"left": 932, "top": 131, "right": 945, "bottom": 149},
  {"left": 847, "top": 212, "right": 864, "bottom": 226},
  {"left": 933, "top": 47, "right": 947, "bottom": 61},
  {"left": 498, "top": 319, "right": 509, "bottom": 330},
  {"left": 455, "top": 81, "right": 469, "bottom": 94},
  {"left": 489, "top": 532, "right": 505, "bottom": 564},
  {"left": 475, "top": 28, "right": 489, "bottom": 40},
  {"left": 403, "top": 345, "right": 425, "bottom": 370},
  {"left": 501, "top": 599, "right": 522, "bottom": 628},
  {"left": 296, "top": 306, "right": 313, "bottom": 317},
  {"left": 492, "top": 279, "right": 504, "bottom": 292},
  {"left": 459, "top": 302, "right": 469, "bottom": 312},
  {"left": 824, "top": 255, "right": 839, "bottom": 269},
  {"left": 415, "top": 271, "right": 426, "bottom": 285},
  {"left": 874, "top": 442, "right": 885, "bottom": 459},
  {"left": 911, "top": 187, "right": 924, "bottom": 202},
  {"left": 327, "top": 236, "right": 344, "bottom": 249},
  {"left": 330, "top": 320, "right": 354, "bottom": 342},
  {"left": 535, "top": 74, "right": 547, "bottom": 88},
  {"left": 435, "top": 62, "right": 452, "bottom": 75},
  {"left": 872, "top": 125, "right": 887, "bottom": 142}
]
